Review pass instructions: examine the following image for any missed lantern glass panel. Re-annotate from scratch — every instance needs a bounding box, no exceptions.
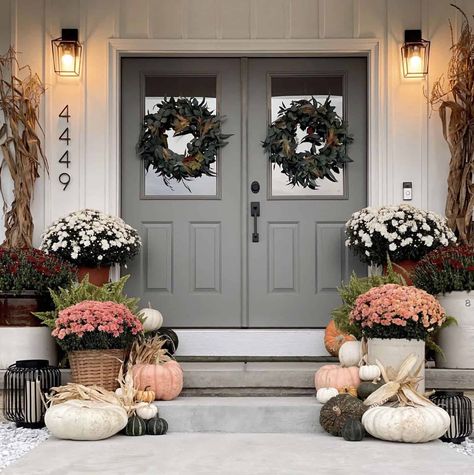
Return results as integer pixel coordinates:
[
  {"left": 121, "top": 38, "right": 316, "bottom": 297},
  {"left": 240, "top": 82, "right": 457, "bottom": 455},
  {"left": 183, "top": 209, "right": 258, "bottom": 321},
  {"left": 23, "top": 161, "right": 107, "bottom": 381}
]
[
  {"left": 52, "top": 39, "right": 82, "bottom": 77},
  {"left": 401, "top": 40, "right": 430, "bottom": 78}
]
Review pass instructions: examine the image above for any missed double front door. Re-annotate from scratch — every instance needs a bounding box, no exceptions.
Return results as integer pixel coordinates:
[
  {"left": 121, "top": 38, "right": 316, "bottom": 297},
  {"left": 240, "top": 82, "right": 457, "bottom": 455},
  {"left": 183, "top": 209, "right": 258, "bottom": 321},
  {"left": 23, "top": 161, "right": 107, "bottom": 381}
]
[{"left": 121, "top": 57, "right": 366, "bottom": 329}]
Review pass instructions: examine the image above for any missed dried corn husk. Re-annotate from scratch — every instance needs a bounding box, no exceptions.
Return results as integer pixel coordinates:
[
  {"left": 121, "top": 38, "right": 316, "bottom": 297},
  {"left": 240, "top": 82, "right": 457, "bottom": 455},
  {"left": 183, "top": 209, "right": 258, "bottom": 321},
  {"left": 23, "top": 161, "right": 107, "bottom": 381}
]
[
  {"left": 363, "top": 354, "right": 434, "bottom": 408},
  {"left": 129, "top": 335, "right": 172, "bottom": 365},
  {"left": 0, "top": 47, "right": 48, "bottom": 248},
  {"left": 47, "top": 383, "right": 122, "bottom": 407}
]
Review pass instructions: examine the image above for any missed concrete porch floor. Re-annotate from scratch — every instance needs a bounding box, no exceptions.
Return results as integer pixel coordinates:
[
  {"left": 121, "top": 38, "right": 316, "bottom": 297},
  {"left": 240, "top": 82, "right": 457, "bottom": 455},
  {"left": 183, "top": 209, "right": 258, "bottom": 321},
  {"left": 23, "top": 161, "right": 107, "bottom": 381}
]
[{"left": 2, "top": 433, "right": 472, "bottom": 475}]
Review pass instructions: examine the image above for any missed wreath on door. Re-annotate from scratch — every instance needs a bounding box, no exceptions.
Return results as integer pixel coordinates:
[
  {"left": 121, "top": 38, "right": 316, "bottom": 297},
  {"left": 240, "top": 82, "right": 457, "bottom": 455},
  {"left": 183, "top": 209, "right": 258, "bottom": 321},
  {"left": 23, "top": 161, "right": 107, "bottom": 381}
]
[
  {"left": 137, "top": 97, "right": 231, "bottom": 187},
  {"left": 262, "top": 97, "right": 353, "bottom": 189}
]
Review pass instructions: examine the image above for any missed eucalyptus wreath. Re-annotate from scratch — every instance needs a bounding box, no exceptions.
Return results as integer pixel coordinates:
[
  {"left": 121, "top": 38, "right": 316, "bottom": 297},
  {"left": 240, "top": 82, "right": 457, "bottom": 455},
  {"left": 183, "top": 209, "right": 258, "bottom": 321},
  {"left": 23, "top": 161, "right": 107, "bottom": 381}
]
[
  {"left": 263, "top": 96, "right": 353, "bottom": 189},
  {"left": 137, "top": 97, "right": 230, "bottom": 186}
]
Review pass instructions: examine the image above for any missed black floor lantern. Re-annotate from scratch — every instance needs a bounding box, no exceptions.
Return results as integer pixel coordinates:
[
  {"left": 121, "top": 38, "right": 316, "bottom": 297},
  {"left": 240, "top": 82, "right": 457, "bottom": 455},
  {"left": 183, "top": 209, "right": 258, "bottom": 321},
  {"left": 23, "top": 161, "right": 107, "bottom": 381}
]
[
  {"left": 430, "top": 391, "right": 473, "bottom": 444},
  {"left": 3, "top": 360, "right": 61, "bottom": 429}
]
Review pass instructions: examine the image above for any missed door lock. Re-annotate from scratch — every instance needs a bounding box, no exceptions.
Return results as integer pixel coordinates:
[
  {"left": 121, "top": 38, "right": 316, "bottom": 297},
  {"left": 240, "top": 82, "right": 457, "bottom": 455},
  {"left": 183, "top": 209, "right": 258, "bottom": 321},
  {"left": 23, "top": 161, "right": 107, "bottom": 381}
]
[{"left": 250, "top": 202, "right": 260, "bottom": 243}]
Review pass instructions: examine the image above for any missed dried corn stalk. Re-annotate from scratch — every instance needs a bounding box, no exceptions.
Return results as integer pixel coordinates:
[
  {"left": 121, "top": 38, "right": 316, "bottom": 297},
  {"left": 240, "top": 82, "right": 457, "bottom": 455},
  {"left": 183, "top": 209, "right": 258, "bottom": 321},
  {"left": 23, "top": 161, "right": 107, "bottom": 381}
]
[
  {"left": 430, "top": 5, "right": 474, "bottom": 243},
  {"left": 0, "top": 47, "right": 47, "bottom": 248},
  {"left": 129, "top": 335, "right": 171, "bottom": 365}
]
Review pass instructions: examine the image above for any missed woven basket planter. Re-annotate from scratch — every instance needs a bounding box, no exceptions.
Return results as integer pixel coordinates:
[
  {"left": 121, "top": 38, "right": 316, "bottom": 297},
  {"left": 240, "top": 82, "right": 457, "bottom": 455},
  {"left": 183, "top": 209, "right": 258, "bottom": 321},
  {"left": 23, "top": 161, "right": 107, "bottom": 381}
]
[{"left": 68, "top": 349, "right": 125, "bottom": 391}]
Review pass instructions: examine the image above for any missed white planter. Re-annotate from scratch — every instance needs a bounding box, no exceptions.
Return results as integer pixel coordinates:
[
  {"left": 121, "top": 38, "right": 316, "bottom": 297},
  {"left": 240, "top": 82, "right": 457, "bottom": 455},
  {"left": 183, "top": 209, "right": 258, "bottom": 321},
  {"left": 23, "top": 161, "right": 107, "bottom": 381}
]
[
  {"left": 0, "top": 327, "right": 57, "bottom": 369},
  {"left": 367, "top": 338, "right": 425, "bottom": 393},
  {"left": 436, "top": 291, "right": 474, "bottom": 369}
]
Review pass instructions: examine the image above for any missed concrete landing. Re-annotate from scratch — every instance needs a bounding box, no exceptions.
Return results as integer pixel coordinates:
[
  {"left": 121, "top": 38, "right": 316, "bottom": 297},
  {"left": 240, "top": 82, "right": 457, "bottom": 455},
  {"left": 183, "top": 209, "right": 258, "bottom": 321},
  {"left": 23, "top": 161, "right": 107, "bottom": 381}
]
[
  {"left": 3, "top": 433, "right": 471, "bottom": 475},
  {"left": 157, "top": 397, "right": 322, "bottom": 433}
]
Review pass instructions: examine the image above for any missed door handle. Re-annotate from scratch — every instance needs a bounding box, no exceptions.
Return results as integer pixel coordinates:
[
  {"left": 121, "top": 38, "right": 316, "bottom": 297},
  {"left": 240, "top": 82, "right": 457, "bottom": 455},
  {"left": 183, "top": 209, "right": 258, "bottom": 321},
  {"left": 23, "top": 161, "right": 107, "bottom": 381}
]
[{"left": 250, "top": 202, "right": 260, "bottom": 243}]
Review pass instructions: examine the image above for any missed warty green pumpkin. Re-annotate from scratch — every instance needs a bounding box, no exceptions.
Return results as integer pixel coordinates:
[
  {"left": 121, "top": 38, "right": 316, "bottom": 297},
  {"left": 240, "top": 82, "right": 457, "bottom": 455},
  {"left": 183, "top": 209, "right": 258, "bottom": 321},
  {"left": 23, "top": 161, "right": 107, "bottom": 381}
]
[{"left": 319, "top": 394, "right": 367, "bottom": 437}]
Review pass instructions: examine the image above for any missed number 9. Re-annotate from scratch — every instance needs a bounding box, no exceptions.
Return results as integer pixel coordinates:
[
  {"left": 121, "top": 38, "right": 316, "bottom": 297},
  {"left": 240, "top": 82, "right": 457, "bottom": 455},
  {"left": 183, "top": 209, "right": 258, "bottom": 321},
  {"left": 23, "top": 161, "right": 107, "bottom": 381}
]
[{"left": 59, "top": 173, "right": 71, "bottom": 190}]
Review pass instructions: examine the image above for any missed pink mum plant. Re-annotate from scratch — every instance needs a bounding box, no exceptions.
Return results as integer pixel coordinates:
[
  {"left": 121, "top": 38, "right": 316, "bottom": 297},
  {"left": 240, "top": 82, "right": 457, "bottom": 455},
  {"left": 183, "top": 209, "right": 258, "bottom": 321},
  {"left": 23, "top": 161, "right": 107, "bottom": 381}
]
[
  {"left": 52, "top": 300, "right": 143, "bottom": 351},
  {"left": 349, "top": 284, "right": 446, "bottom": 340}
]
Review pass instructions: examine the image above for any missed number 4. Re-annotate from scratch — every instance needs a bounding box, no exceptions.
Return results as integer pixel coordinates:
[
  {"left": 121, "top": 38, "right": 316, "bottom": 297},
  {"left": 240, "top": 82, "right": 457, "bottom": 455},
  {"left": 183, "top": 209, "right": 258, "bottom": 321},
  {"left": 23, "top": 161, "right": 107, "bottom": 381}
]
[
  {"left": 59, "top": 128, "right": 70, "bottom": 145},
  {"left": 59, "top": 151, "right": 70, "bottom": 168},
  {"left": 59, "top": 105, "right": 70, "bottom": 122}
]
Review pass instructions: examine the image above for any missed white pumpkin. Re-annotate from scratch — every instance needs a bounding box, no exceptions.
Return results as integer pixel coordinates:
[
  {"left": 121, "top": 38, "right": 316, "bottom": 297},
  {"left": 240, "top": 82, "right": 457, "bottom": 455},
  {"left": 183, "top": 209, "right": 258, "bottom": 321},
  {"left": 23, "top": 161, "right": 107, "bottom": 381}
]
[
  {"left": 135, "top": 403, "right": 158, "bottom": 420},
  {"left": 45, "top": 400, "right": 128, "bottom": 441},
  {"left": 362, "top": 405, "right": 450, "bottom": 443},
  {"left": 359, "top": 365, "right": 381, "bottom": 381},
  {"left": 316, "top": 387, "right": 339, "bottom": 404},
  {"left": 141, "top": 306, "right": 163, "bottom": 332},
  {"left": 338, "top": 341, "right": 362, "bottom": 367}
]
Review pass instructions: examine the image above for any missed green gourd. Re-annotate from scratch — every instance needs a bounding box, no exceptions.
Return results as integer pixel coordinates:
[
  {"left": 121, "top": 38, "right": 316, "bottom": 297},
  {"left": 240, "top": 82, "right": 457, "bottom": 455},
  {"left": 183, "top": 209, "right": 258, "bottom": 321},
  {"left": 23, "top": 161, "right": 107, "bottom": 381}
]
[
  {"left": 125, "top": 415, "right": 147, "bottom": 436},
  {"left": 319, "top": 394, "right": 367, "bottom": 437},
  {"left": 341, "top": 419, "right": 365, "bottom": 441},
  {"left": 146, "top": 416, "right": 168, "bottom": 435},
  {"left": 357, "top": 381, "right": 383, "bottom": 401}
]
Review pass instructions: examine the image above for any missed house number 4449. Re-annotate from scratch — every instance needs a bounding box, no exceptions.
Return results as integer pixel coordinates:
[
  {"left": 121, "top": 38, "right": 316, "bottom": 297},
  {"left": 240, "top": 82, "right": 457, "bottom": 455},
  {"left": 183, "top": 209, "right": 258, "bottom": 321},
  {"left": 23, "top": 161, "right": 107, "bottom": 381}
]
[{"left": 58, "top": 105, "right": 71, "bottom": 190}]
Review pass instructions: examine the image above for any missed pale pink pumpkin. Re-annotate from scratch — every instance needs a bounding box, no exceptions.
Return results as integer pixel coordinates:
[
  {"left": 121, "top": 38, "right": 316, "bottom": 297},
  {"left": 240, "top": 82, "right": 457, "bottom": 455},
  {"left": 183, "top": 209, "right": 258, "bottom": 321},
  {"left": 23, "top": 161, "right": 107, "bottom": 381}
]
[
  {"left": 132, "top": 360, "right": 183, "bottom": 401},
  {"left": 314, "top": 365, "right": 360, "bottom": 390}
]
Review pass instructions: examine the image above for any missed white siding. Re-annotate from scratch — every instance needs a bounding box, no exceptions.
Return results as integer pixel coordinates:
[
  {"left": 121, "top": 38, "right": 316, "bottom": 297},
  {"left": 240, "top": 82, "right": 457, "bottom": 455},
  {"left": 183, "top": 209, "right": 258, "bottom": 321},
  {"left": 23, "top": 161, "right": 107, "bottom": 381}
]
[{"left": 1, "top": 0, "right": 473, "bottom": 243}]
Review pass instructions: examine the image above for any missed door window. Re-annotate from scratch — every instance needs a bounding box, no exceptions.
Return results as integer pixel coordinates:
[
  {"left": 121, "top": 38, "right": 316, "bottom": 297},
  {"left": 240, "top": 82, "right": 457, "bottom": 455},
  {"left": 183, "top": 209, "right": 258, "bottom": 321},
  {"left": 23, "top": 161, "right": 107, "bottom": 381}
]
[
  {"left": 269, "top": 75, "right": 346, "bottom": 198},
  {"left": 143, "top": 75, "right": 219, "bottom": 198}
]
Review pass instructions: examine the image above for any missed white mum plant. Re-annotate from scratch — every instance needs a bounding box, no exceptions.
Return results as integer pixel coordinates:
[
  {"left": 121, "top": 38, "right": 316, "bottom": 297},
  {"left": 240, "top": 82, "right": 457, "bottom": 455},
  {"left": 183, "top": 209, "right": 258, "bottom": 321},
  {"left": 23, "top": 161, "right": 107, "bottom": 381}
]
[
  {"left": 345, "top": 204, "right": 456, "bottom": 266},
  {"left": 40, "top": 209, "right": 141, "bottom": 267}
]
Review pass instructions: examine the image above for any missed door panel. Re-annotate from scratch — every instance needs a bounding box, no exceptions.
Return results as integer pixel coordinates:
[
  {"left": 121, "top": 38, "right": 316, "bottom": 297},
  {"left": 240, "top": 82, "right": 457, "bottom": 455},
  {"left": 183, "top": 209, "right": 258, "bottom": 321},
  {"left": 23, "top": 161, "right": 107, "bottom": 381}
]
[
  {"left": 247, "top": 58, "right": 367, "bottom": 328},
  {"left": 121, "top": 58, "right": 242, "bottom": 327}
]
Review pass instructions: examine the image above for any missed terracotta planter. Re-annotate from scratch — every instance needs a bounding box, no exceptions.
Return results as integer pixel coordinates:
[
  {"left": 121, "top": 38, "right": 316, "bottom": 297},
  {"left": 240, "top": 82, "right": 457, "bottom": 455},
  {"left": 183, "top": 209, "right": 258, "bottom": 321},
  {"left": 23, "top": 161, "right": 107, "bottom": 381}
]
[
  {"left": 69, "top": 348, "right": 125, "bottom": 391},
  {"left": 0, "top": 293, "right": 47, "bottom": 326},
  {"left": 383, "top": 259, "right": 418, "bottom": 285},
  {"left": 77, "top": 266, "right": 110, "bottom": 286},
  {"left": 435, "top": 291, "right": 474, "bottom": 369},
  {"left": 367, "top": 338, "right": 425, "bottom": 393}
]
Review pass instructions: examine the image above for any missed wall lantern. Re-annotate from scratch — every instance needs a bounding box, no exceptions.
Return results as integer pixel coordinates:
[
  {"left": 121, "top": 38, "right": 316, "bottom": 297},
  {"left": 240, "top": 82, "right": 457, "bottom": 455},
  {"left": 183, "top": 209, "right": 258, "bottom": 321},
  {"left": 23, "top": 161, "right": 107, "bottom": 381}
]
[
  {"left": 52, "top": 29, "right": 82, "bottom": 77},
  {"left": 401, "top": 29, "right": 430, "bottom": 78}
]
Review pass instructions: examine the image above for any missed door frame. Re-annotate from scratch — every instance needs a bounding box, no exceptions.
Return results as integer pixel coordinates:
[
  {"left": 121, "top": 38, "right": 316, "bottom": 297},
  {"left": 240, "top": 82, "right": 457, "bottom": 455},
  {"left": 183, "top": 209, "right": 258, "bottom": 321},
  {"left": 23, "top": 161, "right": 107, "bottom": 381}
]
[{"left": 109, "top": 38, "right": 384, "bottom": 357}]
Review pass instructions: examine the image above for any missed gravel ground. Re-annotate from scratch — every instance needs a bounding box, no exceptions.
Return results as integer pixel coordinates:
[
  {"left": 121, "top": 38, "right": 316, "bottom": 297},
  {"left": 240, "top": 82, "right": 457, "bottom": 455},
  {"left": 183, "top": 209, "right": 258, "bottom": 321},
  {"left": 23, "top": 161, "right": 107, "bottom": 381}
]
[{"left": 0, "top": 423, "right": 49, "bottom": 473}]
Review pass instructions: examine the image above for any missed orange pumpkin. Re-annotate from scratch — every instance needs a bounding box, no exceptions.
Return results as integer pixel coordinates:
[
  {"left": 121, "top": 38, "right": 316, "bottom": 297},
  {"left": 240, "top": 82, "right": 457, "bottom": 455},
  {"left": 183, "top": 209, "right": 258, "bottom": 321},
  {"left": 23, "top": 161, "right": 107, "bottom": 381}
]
[
  {"left": 338, "top": 386, "right": 358, "bottom": 398},
  {"left": 324, "top": 320, "right": 356, "bottom": 357},
  {"left": 315, "top": 365, "right": 360, "bottom": 391},
  {"left": 132, "top": 360, "right": 183, "bottom": 401}
]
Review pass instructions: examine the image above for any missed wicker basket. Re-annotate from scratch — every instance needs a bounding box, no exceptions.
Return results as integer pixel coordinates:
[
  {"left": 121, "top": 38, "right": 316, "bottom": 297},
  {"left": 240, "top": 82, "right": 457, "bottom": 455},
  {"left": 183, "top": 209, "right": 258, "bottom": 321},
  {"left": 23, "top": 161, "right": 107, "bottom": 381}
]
[{"left": 68, "top": 349, "right": 125, "bottom": 391}]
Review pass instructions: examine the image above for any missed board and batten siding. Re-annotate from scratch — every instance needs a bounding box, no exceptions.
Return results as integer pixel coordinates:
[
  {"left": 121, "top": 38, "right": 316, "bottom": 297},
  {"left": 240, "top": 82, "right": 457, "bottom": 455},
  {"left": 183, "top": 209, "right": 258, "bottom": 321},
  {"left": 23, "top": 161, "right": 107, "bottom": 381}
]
[{"left": 0, "top": 0, "right": 473, "bottom": 244}]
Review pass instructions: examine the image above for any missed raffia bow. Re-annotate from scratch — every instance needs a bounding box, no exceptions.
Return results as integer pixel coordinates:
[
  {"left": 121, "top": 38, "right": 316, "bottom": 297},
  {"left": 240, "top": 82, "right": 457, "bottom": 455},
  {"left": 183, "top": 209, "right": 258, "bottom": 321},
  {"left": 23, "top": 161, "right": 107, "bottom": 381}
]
[{"left": 363, "top": 354, "right": 435, "bottom": 408}]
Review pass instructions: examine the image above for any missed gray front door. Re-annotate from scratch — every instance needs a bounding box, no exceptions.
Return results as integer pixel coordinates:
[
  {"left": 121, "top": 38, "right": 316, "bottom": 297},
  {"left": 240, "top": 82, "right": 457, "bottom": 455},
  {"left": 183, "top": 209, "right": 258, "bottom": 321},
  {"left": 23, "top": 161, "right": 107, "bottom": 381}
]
[{"left": 121, "top": 57, "right": 366, "bottom": 329}]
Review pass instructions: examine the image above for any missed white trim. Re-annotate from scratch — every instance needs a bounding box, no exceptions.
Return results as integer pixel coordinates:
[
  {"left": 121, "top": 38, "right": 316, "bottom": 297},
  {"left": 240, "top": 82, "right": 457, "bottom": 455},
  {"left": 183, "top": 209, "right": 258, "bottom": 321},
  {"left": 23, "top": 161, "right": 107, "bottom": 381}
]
[
  {"left": 175, "top": 330, "right": 327, "bottom": 358},
  {"left": 107, "top": 38, "right": 385, "bottom": 355}
]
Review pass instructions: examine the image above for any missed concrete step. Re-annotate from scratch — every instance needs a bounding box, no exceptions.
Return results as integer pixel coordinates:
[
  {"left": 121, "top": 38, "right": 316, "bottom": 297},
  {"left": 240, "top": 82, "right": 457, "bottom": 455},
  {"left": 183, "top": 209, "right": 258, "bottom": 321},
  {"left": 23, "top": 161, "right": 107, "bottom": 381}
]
[{"left": 156, "top": 397, "right": 322, "bottom": 433}]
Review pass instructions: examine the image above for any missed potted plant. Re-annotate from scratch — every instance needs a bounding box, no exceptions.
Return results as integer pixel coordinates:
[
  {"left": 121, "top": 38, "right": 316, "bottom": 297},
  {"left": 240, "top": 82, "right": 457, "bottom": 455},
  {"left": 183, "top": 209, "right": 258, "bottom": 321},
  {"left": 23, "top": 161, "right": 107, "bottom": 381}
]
[
  {"left": 413, "top": 244, "right": 474, "bottom": 369},
  {"left": 349, "top": 283, "right": 447, "bottom": 392},
  {"left": 344, "top": 204, "right": 456, "bottom": 284},
  {"left": 0, "top": 247, "right": 76, "bottom": 367},
  {"left": 52, "top": 300, "right": 143, "bottom": 390},
  {"left": 40, "top": 209, "right": 141, "bottom": 286}
]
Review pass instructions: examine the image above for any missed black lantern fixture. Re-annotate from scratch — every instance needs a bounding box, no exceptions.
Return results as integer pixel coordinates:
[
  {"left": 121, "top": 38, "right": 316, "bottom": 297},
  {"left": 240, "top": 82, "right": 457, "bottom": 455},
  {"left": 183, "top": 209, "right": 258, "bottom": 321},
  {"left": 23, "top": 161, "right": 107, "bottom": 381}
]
[
  {"left": 401, "top": 29, "right": 430, "bottom": 78},
  {"left": 3, "top": 360, "right": 61, "bottom": 429},
  {"left": 430, "top": 391, "right": 473, "bottom": 444},
  {"left": 52, "top": 28, "right": 82, "bottom": 77}
]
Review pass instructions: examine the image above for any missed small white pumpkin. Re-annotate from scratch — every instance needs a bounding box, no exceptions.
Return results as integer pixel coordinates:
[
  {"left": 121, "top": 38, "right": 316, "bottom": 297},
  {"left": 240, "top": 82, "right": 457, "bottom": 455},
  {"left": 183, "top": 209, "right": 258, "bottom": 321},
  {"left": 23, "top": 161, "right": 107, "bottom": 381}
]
[
  {"left": 141, "top": 305, "right": 163, "bottom": 332},
  {"left": 135, "top": 403, "right": 158, "bottom": 420},
  {"left": 316, "top": 387, "right": 339, "bottom": 404},
  {"left": 362, "top": 405, "right": 450, "bottom": 443},
  {"left": 338, "top": 341, "right": 362, "bottom": 368},
  {"left": 45, "top": 400, "right": 128, "bottom": 441},
  {"left": 359, "top": 365, "right": 381, "bottom": 381}
]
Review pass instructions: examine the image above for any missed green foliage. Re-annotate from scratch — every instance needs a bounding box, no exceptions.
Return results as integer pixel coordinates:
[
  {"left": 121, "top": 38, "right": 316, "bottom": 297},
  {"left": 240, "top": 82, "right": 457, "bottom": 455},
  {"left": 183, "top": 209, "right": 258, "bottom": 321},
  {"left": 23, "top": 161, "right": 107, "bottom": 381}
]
[
  {"left": 137, "top": 97, "right": 231, "bottom": 186},
  {"left": 331, "top": 262, "right": 406, "bottom": 338},
  {"left": 34, "top": 275, "right": 140, "bottom": 329},
  {"left": 412, "top": 244, "right": 474, "bottom": 295},
  {"left": 262, "top": 96, "right": 353, "bottom": 190}
]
